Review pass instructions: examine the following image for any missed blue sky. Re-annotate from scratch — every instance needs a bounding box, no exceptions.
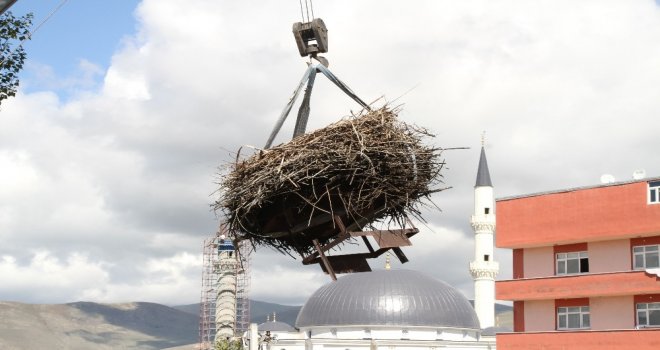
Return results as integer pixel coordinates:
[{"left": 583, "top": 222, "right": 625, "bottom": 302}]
[{"left": 9, "top": 0, "right": 139, "bottom": 97}]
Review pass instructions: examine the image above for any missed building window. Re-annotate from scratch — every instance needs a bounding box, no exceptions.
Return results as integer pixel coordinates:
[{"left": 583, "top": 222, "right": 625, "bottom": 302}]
[
  {"left": 556, "top": 252, "right": 589, "bottom": 275},
  {"left": 633, "top": 245, "right": 660, "bottom": 269},
  {"left": 557, "top": 306, "right": 590, "bottom": 330},
  {"left": 637, "top": 302, "right": 660, "bottom": 327},
  {"left": 649, "top": 181, "right": 660, "bottom": 204}
]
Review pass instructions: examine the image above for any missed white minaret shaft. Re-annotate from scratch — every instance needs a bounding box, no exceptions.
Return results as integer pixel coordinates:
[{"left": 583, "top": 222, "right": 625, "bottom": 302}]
[
  {"left": 469, "top": 146, "right": 499, "bottom": 329},
  {"left": 215, "top": 239, "right": 239, "bottom": 341}
]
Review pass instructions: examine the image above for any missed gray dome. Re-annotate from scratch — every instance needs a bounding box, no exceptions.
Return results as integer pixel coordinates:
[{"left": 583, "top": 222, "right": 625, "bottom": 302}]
[
  {"left": 258, "top": 320, "right": 296, "bottom": 332},
  {"left": 295, "top": 270, "right": 480, "bottom": 329}
]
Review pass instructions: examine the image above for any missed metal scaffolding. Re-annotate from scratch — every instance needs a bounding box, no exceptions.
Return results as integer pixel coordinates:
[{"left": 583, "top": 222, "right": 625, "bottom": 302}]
[{"left": 199, "top": 224, "right": 251, "bottom": 349}]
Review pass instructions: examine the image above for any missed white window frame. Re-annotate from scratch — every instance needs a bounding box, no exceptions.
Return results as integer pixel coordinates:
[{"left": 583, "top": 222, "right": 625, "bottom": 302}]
[
  {"left": 556, "top": 251, "right": 589, "bottom": 275},
  {"left": 636, "top": 302, "right": 660, "bottom": 328},
  {"left": 557, "top": 306, "right": 590, "bottom": 330},
  {"left": 649, "top": 181, "right": 660, "bottom": 204},
  {"left": 633, "top": 245, "right": 660, "bottom": 270}
]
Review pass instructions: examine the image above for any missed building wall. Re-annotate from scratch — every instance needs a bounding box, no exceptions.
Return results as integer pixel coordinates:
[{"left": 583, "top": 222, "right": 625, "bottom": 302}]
[
  {"left": 522, "top": 246, "right": 553, "bottom": 278},
  {"left": 497, "top": 329, "right": 660, "bottom": 350},
  {"left": 523, "top": 300, "right": 555, "bottom": 332},
  {"left": 588, "top": 239, "right": 631, "bottom": 273},
  {"left": 518, "top": 239, "right": 632, "bottom": 279},
  {"left": 497, "top": 179, "right": 660, "bottom": 344},
  {"left": 520, "top": 296, "right": 643, "bottom": 332},
  {"left": 590, "top": 295, "right": 634, "bottom": 330},
  {"left": 497, "top": 180, "right": 660, "bottom": 248},
  {"left": 307, "top": 328, "right": 479, "bottom": 342}
]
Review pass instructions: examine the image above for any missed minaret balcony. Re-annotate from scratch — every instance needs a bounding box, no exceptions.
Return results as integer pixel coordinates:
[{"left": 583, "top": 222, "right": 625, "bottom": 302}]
[
  {"left": 469, "top": 260, "right": 500, "bottom": 279},
  {"left": 470, "top": 214, "right": 496, "bottom": 232}
]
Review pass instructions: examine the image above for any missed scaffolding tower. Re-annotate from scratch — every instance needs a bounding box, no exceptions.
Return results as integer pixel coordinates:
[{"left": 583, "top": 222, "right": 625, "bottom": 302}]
[{"left": 199, "top": 224, "right": 251, "bottom": 349}]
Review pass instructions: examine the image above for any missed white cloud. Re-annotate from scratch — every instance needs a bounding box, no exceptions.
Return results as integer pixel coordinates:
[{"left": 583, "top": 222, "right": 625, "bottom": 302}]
[
  {"left": 250, "top": 262, "right": 327, "bottom": 305},
  {"left": 1, "top": 0, "right": 659, "bottom": 305},
  {"left": 89, "top": 252, "right": 202, "bottom": 304},
  {"left": 0, "top": 251, "right": 110, "bottom": 303},
  {"left": 0, "top": 250, "right": 203, "bottom": 305}
]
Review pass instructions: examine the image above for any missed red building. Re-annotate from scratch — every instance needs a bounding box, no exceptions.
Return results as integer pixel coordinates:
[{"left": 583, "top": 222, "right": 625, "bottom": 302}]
[{"left": 495, "top": 177, "right": 660, "bottom": 349}]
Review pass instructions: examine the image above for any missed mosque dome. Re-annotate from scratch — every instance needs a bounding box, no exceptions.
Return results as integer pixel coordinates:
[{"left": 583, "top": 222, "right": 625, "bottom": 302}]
[
  {"left": 258, "top": 320, "right": 296, "bottom": 332},
  {"left": 295, "top": 269, "right": 480, "bottom": 329}
]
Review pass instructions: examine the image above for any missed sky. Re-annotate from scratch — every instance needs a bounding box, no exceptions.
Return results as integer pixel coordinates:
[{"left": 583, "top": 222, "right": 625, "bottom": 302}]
[{"left": 1, "top": 0, "right": 660, "bottom": 306}]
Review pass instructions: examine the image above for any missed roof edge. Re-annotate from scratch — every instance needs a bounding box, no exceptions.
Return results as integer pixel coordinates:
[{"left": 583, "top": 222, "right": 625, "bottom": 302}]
[{"left": 496, "top": 176, "right": 660, "bottom": 202}]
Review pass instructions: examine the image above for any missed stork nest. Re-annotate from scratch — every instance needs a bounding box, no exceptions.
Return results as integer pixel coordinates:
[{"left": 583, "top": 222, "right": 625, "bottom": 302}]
[{"left": 214, "top": 107, "right": 446, "bottom": 256}]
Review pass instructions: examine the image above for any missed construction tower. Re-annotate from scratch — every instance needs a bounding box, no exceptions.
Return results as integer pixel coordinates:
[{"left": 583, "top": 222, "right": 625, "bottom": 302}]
[{"left": 199, "top": 224, "right": 251, "bottom": 349}]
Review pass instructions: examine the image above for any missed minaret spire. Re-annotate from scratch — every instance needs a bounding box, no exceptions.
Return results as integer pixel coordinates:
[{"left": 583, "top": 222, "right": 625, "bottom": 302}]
[
  {"left": 469, "top": 139, "right": 499, "bottom": 329},
  {"left": 475, "top": 146, "right": 493, "bottom": 187}
]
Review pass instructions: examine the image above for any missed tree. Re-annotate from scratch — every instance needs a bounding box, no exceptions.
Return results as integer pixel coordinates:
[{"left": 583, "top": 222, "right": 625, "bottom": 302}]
[
  {"left": 215, "top": 338, "right": 244, "bottom": 350},
  {"left": 0, "top": 10, "right": 31, "bottom": 106}
]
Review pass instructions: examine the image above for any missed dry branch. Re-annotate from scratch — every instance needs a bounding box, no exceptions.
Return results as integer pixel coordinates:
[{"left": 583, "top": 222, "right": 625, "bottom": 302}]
[{"left": 214, "top": 107, "right": 446, "bottom": 256}]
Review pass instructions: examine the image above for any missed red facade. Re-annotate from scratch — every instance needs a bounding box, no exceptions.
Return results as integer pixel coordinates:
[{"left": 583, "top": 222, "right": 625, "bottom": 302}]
[{"left": 495, "top": 178, "right": 660, "bottom": 348}]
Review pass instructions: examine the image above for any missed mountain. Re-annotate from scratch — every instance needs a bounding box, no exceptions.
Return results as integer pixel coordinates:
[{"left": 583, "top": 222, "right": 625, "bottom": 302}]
[
  {"left": 173, "top": 300, "right": 302, "bottom": 327},
  {"left": 249, "top": 300, "right": 301, "bottom": 326},
  {"left": 0, "top": 299, "right": 512, "bottom": 349},
  {"left": 175, "top": 300, "right": 513, "bottom": 329},
  {"left": 0, "top": 301, "right": 198, "bottom": 350}
]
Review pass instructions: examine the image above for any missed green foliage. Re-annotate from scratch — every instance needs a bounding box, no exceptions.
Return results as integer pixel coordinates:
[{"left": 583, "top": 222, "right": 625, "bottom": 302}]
[
  {"left": 215, "top": 338, "right": 243, "bottom": 350},
  {"left": 0, "top": 11, "right": 32, "bottom": 105}
]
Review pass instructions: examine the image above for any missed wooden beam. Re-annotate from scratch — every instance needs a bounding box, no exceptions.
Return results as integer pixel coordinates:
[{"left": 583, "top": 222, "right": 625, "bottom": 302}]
[
  {"left": 313, "top": 239, "right": 336, "bottom": 281},
  {"left": 361, "top": 236, "right": 375, "bottom": 253},
  {"left": 391, "top": 247, "right": 409, "bottom": 264}
]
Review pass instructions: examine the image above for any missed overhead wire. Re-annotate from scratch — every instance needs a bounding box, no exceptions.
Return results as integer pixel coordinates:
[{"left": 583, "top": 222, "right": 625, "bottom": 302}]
[
  {"left": 297, "top": 0, "right": 316, "bottom": 23},
  {"left": 29, "top": 0, "right": 70, "bottom": 39},
  {"left": 0, "top": 0, "right": 71, "bottom": 67},
  {"left": 298, "top": 0, "right": 305, "bottom": 22},
  {"left": 303, "top": 0, "right": 310, "bottom": 22}
]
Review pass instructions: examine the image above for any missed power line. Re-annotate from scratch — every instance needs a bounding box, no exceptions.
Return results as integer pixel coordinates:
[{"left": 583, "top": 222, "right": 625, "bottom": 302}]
[
  {"left": 0, "top": 0, "right": 71, "bottom": 67},
  {"left": 29, "top": 0, "right": 70, "bottom": 39},
  {"left": 303, "top": 0, "right": 310, "bottom": 22}
]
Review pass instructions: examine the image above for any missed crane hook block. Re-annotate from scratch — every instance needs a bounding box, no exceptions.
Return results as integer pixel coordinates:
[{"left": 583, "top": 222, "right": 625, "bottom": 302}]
[{"left": 292, "top": 18, "right": 328, "bottom": 57}]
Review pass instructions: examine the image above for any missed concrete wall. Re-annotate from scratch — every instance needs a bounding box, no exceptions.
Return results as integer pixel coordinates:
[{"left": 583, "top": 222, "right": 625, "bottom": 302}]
[
  {"left": 590, "top": 295, "right": 635, "bottom": 330},
  {"left": 497, "top": 180, "right": 660, "bottom": 248},
  {"left": 497, "top": 328, "right": 660, "bottom": 350},
  {"left": 522, "top": 246, "right": 553, "bottom": 278},
  {"left": 588, "top": 239, "right": 631, "bottom": 273},
  {"left": 524, "top": 300, "right": 555, "bottom": 332}
]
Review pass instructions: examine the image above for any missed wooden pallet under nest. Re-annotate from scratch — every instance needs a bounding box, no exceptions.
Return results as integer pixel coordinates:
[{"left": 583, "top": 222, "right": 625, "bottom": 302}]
[{"left": 300, "top": 214, "right": 418, "bottom": 280}]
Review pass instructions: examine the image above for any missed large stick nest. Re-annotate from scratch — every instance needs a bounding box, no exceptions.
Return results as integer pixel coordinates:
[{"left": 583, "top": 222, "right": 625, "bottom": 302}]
[{"left": 214, "top": 107, "right": 446, "bottom": 256}]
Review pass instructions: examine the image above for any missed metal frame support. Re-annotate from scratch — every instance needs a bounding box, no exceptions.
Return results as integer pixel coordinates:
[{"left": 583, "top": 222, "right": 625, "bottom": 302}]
[
  {"left": 264, "top": 64, "right": 371, "bottom": 149},
  {"left": 302, "top": 216, "right": 418, "bottom": 279}
]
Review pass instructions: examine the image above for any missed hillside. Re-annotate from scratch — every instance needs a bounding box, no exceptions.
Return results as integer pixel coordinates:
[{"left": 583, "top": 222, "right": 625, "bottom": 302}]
[
  {"left": 0, "top": 301, "right": 197, "bottom": 350},
  {"left": 173, "top": 300, "right": 301, "bottom": 327},
  {"left": 0, "top": 299, "right": 512, "bottom": 349},
  {"left": 175, "top": 300, "right": 513, "bottom": 330}
]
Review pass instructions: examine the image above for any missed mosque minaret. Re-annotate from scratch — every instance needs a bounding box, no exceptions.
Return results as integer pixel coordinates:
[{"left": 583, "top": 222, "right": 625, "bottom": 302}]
[{"left": 469, "top": 140, "right": 500, "bottom": 329}]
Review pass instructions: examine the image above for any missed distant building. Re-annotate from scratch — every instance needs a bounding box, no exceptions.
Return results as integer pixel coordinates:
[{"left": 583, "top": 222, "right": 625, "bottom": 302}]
[{"left": 495, "top": 177, "right": 660, "bottom": 348}]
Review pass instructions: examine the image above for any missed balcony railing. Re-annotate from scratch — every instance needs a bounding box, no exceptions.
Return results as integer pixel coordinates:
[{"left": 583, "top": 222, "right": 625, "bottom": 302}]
[{"left": 470, "top": 214, "right": 496, "bottom": 225}]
